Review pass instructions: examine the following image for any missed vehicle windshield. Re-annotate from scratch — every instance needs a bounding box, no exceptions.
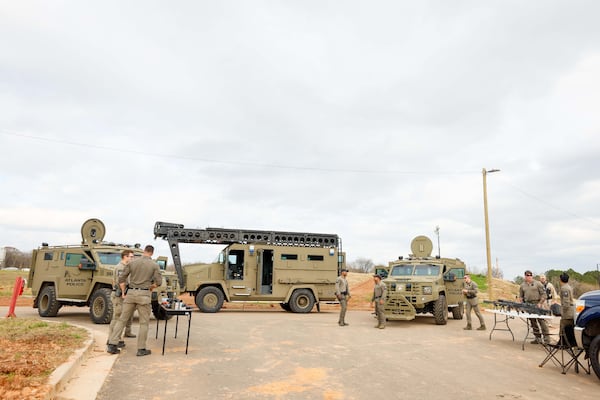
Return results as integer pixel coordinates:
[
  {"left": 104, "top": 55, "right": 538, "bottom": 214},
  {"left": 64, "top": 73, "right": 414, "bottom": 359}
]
[
  {"left": 414, "top": 265, "right": 440, "bottom": 276},
  {"left": 391, "top": 264, "right": 440, "bottom": 276},
  {"left": 391, "top": 265, "right": 414, "bottom": 276},
  {"left": 97, "top": 252, "right": 123, "bottom": 265}
]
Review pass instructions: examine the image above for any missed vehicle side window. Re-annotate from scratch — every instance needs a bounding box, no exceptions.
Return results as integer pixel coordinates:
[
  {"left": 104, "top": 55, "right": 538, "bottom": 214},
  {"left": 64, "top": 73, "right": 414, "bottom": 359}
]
[
  {"left": 281, "top": 254, "right": 298, "bottom": 260},
  {"left": 444, "top": 268, "right": 465, "bottom": 280},
  {"left": 308, "top": 255, "right": 324, "bottom": 261},
  {"left": 44, "top": 252, "right": 53, "bottom": 261},
  {"left": 65, "top": 253, "right": 83, "bottom": 267}
]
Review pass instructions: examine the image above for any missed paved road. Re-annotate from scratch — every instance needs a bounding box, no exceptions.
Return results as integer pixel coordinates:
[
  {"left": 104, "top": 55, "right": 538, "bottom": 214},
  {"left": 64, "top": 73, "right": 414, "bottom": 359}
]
[{"left": 5, "top": 306, "right": 600, "bottom": 399}]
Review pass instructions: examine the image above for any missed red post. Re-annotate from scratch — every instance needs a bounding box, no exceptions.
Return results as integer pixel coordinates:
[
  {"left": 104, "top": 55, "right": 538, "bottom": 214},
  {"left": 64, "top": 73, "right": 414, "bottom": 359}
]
[{"left": 5, "top": 276, "right": 24, "bottom": 318}]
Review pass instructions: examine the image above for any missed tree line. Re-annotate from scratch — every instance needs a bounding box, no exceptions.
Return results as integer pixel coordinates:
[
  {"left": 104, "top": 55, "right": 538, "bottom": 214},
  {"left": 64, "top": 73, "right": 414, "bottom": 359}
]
[{"left": 1, "top": 248, "right": 32, "bottom": 269}]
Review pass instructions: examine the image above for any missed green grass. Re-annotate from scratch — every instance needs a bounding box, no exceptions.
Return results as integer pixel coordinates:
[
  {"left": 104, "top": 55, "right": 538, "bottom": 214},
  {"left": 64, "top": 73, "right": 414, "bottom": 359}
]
[
  {"left": 0, "top": 318, "right": 88, "bottom": 342},
  {"left": 0, "top": 269, "right": 32, "bottom": 297},
  {"left": 471, "top": 274, "right": 487, "bottom": 291}
]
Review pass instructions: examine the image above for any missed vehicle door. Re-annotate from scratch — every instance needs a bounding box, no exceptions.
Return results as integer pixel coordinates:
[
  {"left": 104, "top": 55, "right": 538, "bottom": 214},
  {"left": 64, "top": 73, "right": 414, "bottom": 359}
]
[
  {"left": 443, "top": 267, "right": 465, "bottom": 304},
  {"left": 59, "top": 250, "right": 94, "bottom": 300}
]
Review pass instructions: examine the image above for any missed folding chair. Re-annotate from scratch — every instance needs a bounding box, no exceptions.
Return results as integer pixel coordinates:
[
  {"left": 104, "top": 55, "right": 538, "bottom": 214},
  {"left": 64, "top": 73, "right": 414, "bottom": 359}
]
[{"left": 538, "top": 324, "right": 590, "bottom": 375}]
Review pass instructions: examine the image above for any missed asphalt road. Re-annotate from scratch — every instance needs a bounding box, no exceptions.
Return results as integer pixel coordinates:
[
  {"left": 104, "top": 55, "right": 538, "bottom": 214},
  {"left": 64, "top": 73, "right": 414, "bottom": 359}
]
[{"left": 6, "top": 306, "right": 600, "bottom": 399}]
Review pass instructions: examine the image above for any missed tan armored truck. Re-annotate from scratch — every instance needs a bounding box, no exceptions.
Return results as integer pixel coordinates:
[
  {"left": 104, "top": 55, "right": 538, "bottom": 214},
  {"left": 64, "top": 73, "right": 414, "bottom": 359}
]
[
  {"left": 27, "top": 218, "right": 180, "bottom": 323},
  {"left": 153, "top": 221, "right": 345, "bottom": 313},
  {"left": 380, "top": 235, "right": 466, "bottom": 325}
]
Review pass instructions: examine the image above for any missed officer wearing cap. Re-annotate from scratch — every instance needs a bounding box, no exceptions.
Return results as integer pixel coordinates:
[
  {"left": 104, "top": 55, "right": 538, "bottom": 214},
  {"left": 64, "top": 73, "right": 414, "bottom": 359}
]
[
  {"left": 335, "top": 269, "right": 351, "bottom": 326},
  {"left": 518, "top": 270, "right": 550, "bottom": 344},
  {"left": 462, "top": 274, "right": 486, "bottom": 331},
  {"left": 371, "top": 273, "right": 387, "bottom": 329}
]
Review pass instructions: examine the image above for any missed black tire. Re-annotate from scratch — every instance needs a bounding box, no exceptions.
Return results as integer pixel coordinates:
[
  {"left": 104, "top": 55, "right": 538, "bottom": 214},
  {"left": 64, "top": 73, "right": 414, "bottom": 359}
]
[
  {"left": 89, "top": 288, "right": 113, "bottom": 324},
  {"left": 433, "top": 294, "right": 448, "bottom": 325},
  {"left": 38, "top": 285, "right": 61, "bottom": 317},
  {"left": 195, "top": 286, "right": 224, "bottom": 313},
  {"left": 452, "top": 303, "right": 464, "bottom": 320},
  {"left": 152, "top": 301, "right": 174, "bottom": 320},
  {"left": 288, "top": 289, "right": 315, "bottom": 313},
  {"left": 590, "top": 335, "right": 600, "bottom": 380},
  {"left": 280, "top": 303, "right": 291, "bottom": 312}
]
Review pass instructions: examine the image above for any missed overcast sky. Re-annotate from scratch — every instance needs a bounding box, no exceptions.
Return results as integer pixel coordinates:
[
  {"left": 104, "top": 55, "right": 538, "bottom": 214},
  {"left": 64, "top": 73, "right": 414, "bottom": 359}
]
[{"left": 1, "top": 1, "right": 599, "bottom": 280}]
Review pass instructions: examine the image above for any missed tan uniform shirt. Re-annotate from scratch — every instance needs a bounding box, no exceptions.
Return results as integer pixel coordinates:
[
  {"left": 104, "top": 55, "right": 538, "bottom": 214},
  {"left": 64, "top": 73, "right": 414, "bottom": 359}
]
[
  {"left": 113, "top": 261, "right": 125, "bottom": 288},
  {"left": 519, "top": 280, "right": 546, "bottom": 305},
  {"left": 560, "top": 283, "right": 575, "bottom": 320},
  {"left": 119, "top": 255, "right": 162, "bottom": 289},
  {"left": 463, "top": 280, "right": 479, "bottom": 305},
  {"left": 335, "top": 276, "right": 350, "bottom": 297},
  {"left": 372, "top": 281, "right": 387, "bottom": 302}
]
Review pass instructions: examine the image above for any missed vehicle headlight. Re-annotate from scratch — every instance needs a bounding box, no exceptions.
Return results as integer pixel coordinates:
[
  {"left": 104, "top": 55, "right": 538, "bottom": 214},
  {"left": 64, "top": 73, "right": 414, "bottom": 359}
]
[{"left": 423, "top": 286, "right": 432, "bottom": 295}]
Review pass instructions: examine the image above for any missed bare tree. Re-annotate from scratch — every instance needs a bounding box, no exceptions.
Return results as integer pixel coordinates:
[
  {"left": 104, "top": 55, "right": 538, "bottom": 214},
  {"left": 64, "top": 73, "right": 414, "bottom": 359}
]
[
  {"left": 492, "top": 265, "right": 504, "bottom": 279},
  {"left": 348, "top": 257, "right": 375, "bottom": 273},
  {"left": 3, "top": 248, "right": 32, "bottom": 269}
]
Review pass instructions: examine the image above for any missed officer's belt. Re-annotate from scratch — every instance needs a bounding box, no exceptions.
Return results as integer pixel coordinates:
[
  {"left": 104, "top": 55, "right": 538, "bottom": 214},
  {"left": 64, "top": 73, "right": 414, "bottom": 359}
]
[{"left": 129, "top": 287, "right": 150, "bottom": 290}]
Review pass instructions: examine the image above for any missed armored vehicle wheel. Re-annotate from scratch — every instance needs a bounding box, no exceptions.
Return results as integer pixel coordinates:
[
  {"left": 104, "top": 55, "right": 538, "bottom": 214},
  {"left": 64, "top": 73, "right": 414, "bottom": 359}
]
[
  {"left": 289, "top": 289, "right": 315, "bottom": 313},
  {"left": 89, "top": 288, "right": 113, "bottom": 324},
  {"left": 38, "top": 285, "right": 61, "bottom": 317},
  {"left": 590, "top": 335, "right": 600, "bottom": 380},
  {"left": 433, "top": 294, "right": 448, "bottom": 325},
  {"left": 280, "top": 303, "right": 291, "bottom": 312},
  {"left": 196, "top": 286, "right": 224, "bottom": 313},
  {"left": 152, "top": 302, "right": 174, "bottom": 320},
  {"left": 452, "top": 302, "right": 464, "bottom": 320}
]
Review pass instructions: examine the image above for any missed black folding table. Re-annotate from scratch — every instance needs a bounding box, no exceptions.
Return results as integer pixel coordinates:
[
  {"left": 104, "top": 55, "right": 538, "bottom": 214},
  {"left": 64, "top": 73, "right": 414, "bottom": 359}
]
[{"left": 155, "top": 304, "right": 192, "bottom": 355}]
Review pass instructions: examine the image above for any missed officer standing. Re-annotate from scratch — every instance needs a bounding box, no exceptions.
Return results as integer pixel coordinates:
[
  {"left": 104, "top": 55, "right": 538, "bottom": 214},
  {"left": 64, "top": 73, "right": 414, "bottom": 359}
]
[
  {"left": 107, "top": 245, "right": 162, "bottom": 356},
  {"left": 335, "top": 269, "right": 350, "bottom": 326},
  {"left": 371, "top": 274, "right": 387, "bottom": 329},
  {"left": 518, "top": 270, "right": 550, "bottom": 344},
  {"left": 107, "top": 250, "right": 136, "bottom": 351},
  {"left": 539, "top": 274, "right": 558, "bottom": 308},
  {"left": 462, "top": 274, "right": 486, "bottom": 331},
  {"left": 558, "top": 272, "right": 575, "bottom": 337}
]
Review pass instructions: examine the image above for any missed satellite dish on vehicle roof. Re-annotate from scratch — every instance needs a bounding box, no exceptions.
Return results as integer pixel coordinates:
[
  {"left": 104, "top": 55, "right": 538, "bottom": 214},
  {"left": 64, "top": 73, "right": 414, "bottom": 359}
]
[
  {"left": 410, "top": 235, "right": 433, "bottom": 258},
  {"left": 81, "top": 218, "right": 106, "bottom": 245}
]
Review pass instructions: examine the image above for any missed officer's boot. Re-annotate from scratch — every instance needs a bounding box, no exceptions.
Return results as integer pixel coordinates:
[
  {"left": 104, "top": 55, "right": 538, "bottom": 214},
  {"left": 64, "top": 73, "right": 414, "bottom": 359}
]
[
  {"left": 477, "top": 324, "right": 486, "bottom": 331},
  {"left": 463, "top": 323, "right": 472, "bottom": 330}
]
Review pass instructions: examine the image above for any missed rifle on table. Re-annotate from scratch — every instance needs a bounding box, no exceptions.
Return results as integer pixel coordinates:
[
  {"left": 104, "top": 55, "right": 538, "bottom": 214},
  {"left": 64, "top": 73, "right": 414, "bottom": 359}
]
[{"left": 484, "top": 299, "right": 551, "bottom": 316}]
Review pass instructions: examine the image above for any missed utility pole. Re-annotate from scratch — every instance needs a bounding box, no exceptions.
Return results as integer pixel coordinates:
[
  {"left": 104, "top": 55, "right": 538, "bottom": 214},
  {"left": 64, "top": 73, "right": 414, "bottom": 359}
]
[{"left": 483, "top": 168, "right": 500, "bottom": 299}]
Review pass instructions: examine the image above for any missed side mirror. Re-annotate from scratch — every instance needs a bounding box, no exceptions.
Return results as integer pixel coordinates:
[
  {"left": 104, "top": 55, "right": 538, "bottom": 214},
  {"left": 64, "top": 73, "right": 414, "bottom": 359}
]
[
  {"left": 444, "top": 273, "right": 456, "bottom": 282},
  {"left": 78, "top": 258, "right": 97, "bottom": 271}
]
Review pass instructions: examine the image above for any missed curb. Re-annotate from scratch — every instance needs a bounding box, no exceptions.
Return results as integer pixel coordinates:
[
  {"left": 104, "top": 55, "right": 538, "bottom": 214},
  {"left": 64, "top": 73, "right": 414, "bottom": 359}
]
[{"left": 44, "top": 323, "right": 95, "bottom": 400}]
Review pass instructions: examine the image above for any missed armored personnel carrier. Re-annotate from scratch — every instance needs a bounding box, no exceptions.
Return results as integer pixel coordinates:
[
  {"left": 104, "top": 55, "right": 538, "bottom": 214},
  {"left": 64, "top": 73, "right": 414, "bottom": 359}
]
[
  {"left": 381, "top": 235, "right": 466, "bottom": 325},
  {"left": 27, "top": 218, "right": 179, "bottom": 323},
  {"left": 153, "top": 221, "right": 345, "bottom": 313}
]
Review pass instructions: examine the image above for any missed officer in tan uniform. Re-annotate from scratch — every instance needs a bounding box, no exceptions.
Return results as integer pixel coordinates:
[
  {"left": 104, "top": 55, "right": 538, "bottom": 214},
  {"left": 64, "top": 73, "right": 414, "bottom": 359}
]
[
  {"left": 462, "top": 274, "right": 486, "bottom": 331},
  {"left": 371, "top": 274, "right": 387, "bottom": 329},
  {"left": 518, "top": 270, "right": 550, "bottom": 344},
  {"left": 107, "top": 250, "right": 136, "bottom": 350},
  {"left": 335, "top": 269, "right": 350, "bottom": 326},
  {"left": 558, "top": 272, "right": 575, "bottom": 338},
  {"left": 107, "top": 245, "right": 162, "bottom": 356}
]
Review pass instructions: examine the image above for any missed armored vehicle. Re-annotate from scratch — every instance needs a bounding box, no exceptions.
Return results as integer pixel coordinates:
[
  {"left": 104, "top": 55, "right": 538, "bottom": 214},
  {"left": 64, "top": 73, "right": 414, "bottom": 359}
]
[
  {"left": 153, "top": 221, "right": 345, "bottom": 313},
  {"left": 27, "top": 218, "right": 180, "bottom": 324},
  {"left": 381, "top": 235, "right": 466, "bottom": 325}
]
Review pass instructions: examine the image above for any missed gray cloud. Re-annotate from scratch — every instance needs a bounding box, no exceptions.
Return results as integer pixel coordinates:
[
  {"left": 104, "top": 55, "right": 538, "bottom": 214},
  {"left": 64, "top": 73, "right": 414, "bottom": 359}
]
[{"left": 1, "top": 1, "right": 599, "bottom": 280}]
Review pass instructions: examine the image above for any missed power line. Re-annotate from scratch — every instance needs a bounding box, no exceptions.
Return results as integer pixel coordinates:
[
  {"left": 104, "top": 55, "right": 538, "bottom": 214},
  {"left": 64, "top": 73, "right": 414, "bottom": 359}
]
[
  {"left": 499, "top": 177, "right": 600, "bottom": 229},
  {"left": 1, "top": 129, "right": 474, "bottom": 175}
]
